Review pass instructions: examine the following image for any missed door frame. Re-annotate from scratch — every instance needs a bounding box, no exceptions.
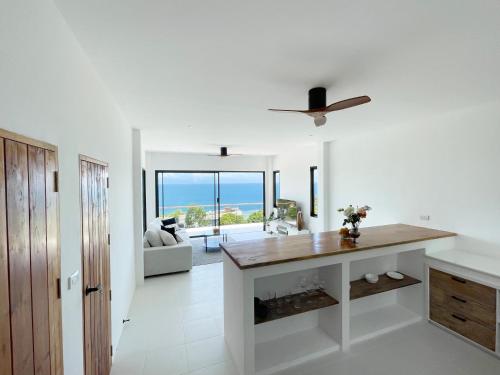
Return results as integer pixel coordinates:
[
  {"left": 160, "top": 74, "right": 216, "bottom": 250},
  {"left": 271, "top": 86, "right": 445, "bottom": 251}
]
[
  {"left": 154, "top": 170, "right": 266, "bottom": 229},
  {"left": 79, "top": 154, "right": 111, "bottom": 375}
]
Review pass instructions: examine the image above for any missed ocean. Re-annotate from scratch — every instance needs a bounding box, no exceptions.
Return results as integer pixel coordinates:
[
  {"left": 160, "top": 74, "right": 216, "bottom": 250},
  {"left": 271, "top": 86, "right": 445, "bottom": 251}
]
[{"left": 158, "top": 183, "right": 264, "bottom": 217}]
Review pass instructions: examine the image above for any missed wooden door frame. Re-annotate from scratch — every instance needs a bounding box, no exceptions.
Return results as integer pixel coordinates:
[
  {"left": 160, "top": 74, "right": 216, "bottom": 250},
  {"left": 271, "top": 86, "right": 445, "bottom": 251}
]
[
  {"left": 0, "top": 129, "right": 58, "bottom": 152},
  {"left": 79, "top": 154, "right": 109, "bottom": 167},
  {"left": 79, "top": 154, "right": 111, "bottom": 375},
  {"left": 0, "top": 128, "right": 63, "bottom": 375}
]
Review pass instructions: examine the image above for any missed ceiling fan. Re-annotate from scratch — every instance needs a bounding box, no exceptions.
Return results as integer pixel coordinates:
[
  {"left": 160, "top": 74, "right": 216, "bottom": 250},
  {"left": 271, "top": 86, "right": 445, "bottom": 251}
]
[
  {"left": 208, "top": 147, "right": 242, "bottom": 157},
  {"left": 268, "top": 87, "right": 371, "bottom": 127}
]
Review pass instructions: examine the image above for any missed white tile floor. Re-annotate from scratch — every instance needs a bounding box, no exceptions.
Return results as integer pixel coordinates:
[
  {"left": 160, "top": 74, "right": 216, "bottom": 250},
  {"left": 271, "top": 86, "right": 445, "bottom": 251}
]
[{"left": 112, "top": 263, "right": 500, "bottom": 375}]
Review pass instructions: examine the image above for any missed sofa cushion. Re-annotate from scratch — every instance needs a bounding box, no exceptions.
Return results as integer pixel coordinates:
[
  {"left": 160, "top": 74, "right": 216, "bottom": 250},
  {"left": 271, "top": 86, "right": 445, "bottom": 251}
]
[
  {"left": 143, "top": 236, "right": 151, "bottom": 248},
  {"left": 159, "top": 229, "right": 177, "bottom": 246},
  {"left": 176, "top": 229, "right": 189, "bottom": 243},
  {"left": 144, "top": 229, "right": 163, "bottom": 247}
]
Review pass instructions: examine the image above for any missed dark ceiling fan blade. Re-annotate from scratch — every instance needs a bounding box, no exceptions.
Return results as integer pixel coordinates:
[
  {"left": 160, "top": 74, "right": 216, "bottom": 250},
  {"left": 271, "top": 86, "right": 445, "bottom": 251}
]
[
  {"left": 268, "top": 108, "right": 310, "bottom": 113},
  {"left": 325, "top": 96, "right": 371, "bottom": 112}
]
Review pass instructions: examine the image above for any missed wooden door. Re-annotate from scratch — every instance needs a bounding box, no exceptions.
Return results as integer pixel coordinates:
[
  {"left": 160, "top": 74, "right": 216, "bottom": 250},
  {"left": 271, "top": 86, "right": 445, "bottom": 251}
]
[
  {"left": 80, "top": 156, "right": 112, "bottom": 375},
  {"left": 0, "top": 129, "right": 63, "bottom": 375}
]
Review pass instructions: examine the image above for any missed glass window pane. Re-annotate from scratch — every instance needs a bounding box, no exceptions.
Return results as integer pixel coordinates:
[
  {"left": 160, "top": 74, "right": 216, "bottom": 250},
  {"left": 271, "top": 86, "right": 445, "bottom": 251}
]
[
  {"left": 311, "top": 167, "right": 318, "bottom": 217},
  {"left": 273, "top": 171, "right": 280, "bottom": 207},
  {"left": 219, "top": 172, "right": 264, "bottom": 227},
  {"left": 156, "top": 172, "right": 215, "bottom": 228}
]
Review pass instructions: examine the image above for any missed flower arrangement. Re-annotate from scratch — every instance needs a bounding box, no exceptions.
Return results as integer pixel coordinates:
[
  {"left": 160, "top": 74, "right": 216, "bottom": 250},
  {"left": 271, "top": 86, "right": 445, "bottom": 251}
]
[{"left": 337, "top": 205, "right": 372, "bottom": 242}]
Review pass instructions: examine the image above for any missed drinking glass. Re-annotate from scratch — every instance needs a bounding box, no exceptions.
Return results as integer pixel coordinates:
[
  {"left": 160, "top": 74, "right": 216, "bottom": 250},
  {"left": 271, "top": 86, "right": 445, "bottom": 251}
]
[
  {"left": 284, "top": 290, "right": 293, "bottom": 305},
  {"left": 318, "top": 280, "right": 327, "bottom": 300},
  {"left": 293, "top": 294, "right": 302, "bottom": 310},
  {"left": 311, "top": 276, "right": 321, "bottom": 296},
  {"left": 267, "top": 292, "right": 277, "bottom": 308},
  {"left": 276, "top": 296, "right": 285, "bottom": 315},
  {"left": 298, "top": 276, "right": 308, "bottom": 296}
]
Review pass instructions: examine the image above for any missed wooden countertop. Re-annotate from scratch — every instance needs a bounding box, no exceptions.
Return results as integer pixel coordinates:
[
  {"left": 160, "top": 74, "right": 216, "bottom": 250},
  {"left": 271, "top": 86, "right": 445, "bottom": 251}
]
[{"left": 221, "top": 224, "right": 456, "bottom": 269}]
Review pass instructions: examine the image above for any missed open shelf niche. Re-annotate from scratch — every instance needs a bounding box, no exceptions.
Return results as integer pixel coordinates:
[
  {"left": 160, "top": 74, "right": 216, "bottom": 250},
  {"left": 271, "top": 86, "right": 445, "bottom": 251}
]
[
  {"left": 255, "top": 289, "right": 338, "bottom": 325},
  {"left": 350, "top": 272, "right": 421, "bottom": 300},
  {"left": 349, "top": 249, "right": 425, "bottom": 344},
  {"left": 254, "top": 263, "right": 342, "bottom": 375}
]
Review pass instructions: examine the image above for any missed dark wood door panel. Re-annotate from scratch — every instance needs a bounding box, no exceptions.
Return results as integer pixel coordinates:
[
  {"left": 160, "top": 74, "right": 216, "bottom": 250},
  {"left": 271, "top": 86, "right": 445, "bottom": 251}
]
[
  {"left": 28, "top": 145, "right": 51, "bottom": 375},
  {"left": 81, "top": 159, "right": 111, "bottom": 375},
  {"left": 5, "top": 139, "right": 34, "bottom": 375},
  {"left": 45, "top": 150, "right": 63, "bottom": 375},
  {"left": 0, "top": 130, "right": 62, "bottom": 375},
  {"left": 81, "top": 161, "right": 92, "bottom": 375},
  {"left": 0, "top": 138, "right": 12, "bottom": 375}
]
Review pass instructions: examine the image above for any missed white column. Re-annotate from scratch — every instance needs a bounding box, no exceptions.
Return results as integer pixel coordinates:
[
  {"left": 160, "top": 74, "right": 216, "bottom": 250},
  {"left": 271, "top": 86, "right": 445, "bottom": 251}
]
[
  {"left": 341, "top": 261, "right": 351, "bottom": 351},
  {"left": 132, "top": 128, "right": 144, "bottom": 285},
  {"left": 265, "top": 156, "right": 275, "bottom": 220},
  {"left": 318, "top": 141, "right": 331, "bottom": 232}
]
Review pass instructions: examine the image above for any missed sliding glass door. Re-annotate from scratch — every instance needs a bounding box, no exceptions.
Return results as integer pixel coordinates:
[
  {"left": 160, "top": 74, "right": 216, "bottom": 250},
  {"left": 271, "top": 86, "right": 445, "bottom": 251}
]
[
  {"left": 156, "top": 171, "right": 265, "bottom": 230},
  {"left": 156, "top": 172, "right": 217, "bottom": 228},
  {"left": 218, "top": 172, "right": 265, "bottom": 227}
]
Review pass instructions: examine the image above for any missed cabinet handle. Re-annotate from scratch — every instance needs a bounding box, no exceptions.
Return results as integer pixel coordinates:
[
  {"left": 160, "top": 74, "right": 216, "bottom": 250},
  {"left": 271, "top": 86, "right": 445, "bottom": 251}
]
[
  {"left": 452, "top": 295, "right": 467, "bottom": 304},
  {"left": 451, "top": 314, "right": 467, "bottom": 323},
  {"left": 451, "top": 276, "right": 466, "bottom": 284}
]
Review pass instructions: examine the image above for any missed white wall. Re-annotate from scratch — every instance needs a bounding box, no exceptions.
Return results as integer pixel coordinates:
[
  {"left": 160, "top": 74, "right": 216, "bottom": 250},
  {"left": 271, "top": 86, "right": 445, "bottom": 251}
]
[
  {"left": 271, "top": 143, "right": 325, "bottom": 233},
  {"left": 329, "top": 101, "right": 500, "bottom": 253},
  {"left": 0, "top": 1, "right": 136, "bottom": 373},
  {"left": 145, "top": 151, "right": 271, "bottom": 224}
]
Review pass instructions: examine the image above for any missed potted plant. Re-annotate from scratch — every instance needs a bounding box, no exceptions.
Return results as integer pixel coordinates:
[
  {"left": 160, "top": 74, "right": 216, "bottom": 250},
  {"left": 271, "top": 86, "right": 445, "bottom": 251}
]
[{"left": 337, "top": 205, "right": 372, "bottom": 243}]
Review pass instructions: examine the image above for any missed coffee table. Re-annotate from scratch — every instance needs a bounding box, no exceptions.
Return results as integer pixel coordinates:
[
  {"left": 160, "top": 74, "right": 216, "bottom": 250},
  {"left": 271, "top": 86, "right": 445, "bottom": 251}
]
[{"left": 189, "top": 229, "right": 229, "bottom": 252}]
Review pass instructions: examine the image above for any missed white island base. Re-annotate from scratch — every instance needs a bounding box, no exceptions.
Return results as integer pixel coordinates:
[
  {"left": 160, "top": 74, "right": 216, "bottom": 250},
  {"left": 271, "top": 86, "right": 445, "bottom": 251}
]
[{"left": 223, "top": 227, "right": 456, "bottom": 375}]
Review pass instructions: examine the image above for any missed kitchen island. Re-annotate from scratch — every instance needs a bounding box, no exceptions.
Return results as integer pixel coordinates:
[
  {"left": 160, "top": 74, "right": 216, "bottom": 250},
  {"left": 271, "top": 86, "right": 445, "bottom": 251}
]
[{"left": 221, "top": 224, "right": 456, "bottom": 375}]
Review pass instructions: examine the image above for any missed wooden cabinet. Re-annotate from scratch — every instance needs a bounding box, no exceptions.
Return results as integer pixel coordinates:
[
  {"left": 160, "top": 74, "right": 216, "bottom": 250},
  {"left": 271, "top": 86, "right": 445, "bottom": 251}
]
[{"left": 429, "top": 268, "right": 497, "bottom": 351}]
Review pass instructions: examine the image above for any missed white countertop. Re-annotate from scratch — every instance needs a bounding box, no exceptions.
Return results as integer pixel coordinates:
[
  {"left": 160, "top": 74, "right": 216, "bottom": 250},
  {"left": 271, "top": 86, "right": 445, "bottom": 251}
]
[{"left": 426, "top": 248, "right": 500, "bottom": 279}]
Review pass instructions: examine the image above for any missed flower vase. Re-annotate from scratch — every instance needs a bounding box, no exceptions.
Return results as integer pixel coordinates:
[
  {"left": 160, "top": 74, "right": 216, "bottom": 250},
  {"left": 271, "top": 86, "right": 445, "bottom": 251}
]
[{"left": 349, "top": 225, "right": 361, "bottom": 243}]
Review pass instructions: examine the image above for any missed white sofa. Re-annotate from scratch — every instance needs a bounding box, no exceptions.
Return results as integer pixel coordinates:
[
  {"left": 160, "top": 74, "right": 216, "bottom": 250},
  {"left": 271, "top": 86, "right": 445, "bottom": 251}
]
[{"left": 144, "top": 220, "right": 193, "bottom": 277}]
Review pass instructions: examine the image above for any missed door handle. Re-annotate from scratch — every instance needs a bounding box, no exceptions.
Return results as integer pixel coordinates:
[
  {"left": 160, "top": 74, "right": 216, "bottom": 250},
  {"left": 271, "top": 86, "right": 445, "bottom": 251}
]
[{"left": 86, "top": 283, "right": 103, "bottom": 296}]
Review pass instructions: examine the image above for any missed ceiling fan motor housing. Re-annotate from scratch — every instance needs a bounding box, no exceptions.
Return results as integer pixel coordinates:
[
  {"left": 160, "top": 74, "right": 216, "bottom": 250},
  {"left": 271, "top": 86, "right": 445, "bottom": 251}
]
[{"left": 309, "top": 87, "right": 327, "bottom": 110}]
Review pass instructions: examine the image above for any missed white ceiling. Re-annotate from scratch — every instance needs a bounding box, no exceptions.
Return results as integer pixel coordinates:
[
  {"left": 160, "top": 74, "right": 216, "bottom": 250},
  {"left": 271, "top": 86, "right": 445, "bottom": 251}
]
[{"left": 55, "top": 0, "right": 500, "bottom": 155}]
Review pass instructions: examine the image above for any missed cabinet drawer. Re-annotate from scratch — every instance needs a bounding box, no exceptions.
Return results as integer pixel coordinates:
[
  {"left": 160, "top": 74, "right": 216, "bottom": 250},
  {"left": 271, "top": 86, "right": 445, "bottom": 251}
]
[
  {"left": 429, "top": 268, "right": 496, "bottom": 308},
  {"left": 430, "top": 285, "right": 496, "bottom": 328},
  {"left": 430, "top": 303, "right": 496, "bottom": 351}
]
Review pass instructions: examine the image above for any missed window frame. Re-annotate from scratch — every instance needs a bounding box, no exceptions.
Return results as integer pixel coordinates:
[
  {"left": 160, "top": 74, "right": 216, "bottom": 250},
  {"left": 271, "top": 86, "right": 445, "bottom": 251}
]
[
  {"left": 310, "top": 166, "right": 318, "bottom": 217},
  {"left": 154, "top": 170, "right": 266, "bottom": 229},
  {"left": 272, "top": 170, "right": 280, "bottom": 208}
]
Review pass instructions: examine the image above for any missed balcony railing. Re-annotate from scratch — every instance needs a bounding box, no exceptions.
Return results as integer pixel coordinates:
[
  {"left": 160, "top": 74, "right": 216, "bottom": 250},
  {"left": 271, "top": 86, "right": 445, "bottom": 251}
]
[{"left": 158, "top": 202, "right": 264, "bottom": 228}]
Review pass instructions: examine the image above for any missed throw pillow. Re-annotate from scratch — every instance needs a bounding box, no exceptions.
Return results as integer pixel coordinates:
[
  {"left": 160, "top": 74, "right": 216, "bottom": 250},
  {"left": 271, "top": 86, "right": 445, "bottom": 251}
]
[
  {"left": 144, "top": 229, "right": 163, "bottom": 247},
  {"left": 143, "top": 237, "right": 151, "bottom": 248},
  {"left": 161, "top": 225, "right": 182, "bottom": 243},
  {"left": 159, "top": 230, "right": 177, "bottom": 246},
  {"left": 161, "top": 217, "right": 177, "bottom": 226}
]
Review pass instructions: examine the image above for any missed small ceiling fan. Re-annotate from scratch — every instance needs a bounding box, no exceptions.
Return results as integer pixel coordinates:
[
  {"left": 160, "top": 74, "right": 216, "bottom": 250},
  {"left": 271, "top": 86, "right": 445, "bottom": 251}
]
[
  {"left": 268, "top": 87, "right": 371, "bottom": 127},
  {"left": 208, "top": 147, "right": 242, "bottom": 157}
]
